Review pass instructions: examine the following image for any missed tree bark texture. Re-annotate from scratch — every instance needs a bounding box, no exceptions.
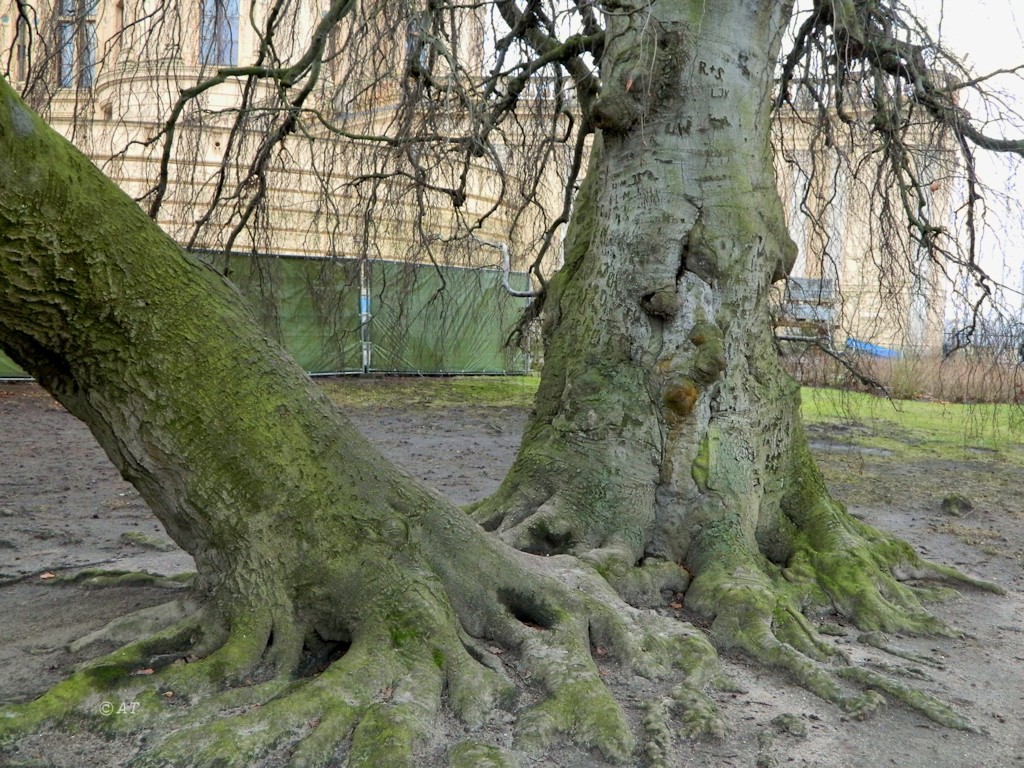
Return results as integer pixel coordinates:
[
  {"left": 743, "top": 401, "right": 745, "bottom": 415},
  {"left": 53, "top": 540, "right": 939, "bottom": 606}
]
[
  {"left": 474, "top": 0, "right": 989, "bottom": 678},
  {"left": 478, "top": 0, "right": 810, "bottom": 582},
  {"left": 0, "top": 75, "right": 726, "bottom": 766},
  {"left": 0, "top": 1, "right": 996, "bottom": 763}
]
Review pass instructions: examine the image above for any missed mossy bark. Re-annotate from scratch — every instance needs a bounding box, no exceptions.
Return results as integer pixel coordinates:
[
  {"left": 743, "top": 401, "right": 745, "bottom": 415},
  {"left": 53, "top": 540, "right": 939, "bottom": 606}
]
[
  {"left": 471, "top": 0, "right": 996, "bottom": 695},
  {"left": 0, "top": 0, "right": 998, "bottom": 762},
  {"left": 476, "top": 1, "right": 801, "bottom": 567},
  {"left": 1, "top": 77, "right": 724, "bottom": 765}
]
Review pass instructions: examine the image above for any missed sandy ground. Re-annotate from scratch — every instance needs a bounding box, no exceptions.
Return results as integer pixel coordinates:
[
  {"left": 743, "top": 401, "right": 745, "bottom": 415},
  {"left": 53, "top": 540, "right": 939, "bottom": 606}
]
[{"left": 1, "top": 380, "right": 1023, "bottom": 767}]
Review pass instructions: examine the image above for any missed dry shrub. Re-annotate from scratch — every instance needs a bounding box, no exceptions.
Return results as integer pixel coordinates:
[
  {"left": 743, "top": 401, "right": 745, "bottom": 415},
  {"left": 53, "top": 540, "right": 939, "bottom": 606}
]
[{"left": 782, "top": 346, "right": 1024, "bottom": 403}]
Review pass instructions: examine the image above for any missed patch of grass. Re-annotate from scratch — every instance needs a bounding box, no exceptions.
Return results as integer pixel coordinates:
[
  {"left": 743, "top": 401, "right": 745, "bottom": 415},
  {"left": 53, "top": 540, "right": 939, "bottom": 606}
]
[
  {"left": 801, "top": 387, "right": 1024, "bottom": 464},
  {"left": 785, "top": 350, "right": 1024, "bottom": 404},
  {"left": 318, "top": 375, "right": 540, "bottom": 409}
]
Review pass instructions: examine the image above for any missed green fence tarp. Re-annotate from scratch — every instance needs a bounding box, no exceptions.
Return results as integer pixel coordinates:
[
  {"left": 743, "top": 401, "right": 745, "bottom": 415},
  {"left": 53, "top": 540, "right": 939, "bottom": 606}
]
[
  {"left": 199, "top": 252, "right": 364, "bottom": 374},
  {"left": 0, "top": 351, "right": 28, "bottom": 378},
  {"left": 368, "top": 261, "right": 529, "bottom": 374},
  {"left": 3, "top": 254, "right": 530, "bottom": 378}
]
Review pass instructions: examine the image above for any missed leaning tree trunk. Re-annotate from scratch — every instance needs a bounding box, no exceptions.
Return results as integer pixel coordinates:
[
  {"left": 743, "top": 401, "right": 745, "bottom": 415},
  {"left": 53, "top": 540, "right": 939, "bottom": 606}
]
[
  {"left": 0, "top": 76, "right": 731, "bottom": 766},
  {"left": 473, "top": 0, "right": 989, "bottom": 686}
]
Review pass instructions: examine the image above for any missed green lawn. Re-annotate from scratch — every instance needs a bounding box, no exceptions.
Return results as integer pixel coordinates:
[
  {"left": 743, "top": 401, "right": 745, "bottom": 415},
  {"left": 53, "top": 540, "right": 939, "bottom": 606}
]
[
  {"left": 319, "top": 374, "right": 541, "bottom": 408},
  {"left": 801, "top": 387, "right": 1024, "bottom": 465}
]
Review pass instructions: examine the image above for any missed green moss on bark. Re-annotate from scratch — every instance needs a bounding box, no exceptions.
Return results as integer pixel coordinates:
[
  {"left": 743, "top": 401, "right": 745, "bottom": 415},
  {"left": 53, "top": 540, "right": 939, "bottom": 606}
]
[{"left": 448, "top": 741, "right": 518, "bottom": 768}]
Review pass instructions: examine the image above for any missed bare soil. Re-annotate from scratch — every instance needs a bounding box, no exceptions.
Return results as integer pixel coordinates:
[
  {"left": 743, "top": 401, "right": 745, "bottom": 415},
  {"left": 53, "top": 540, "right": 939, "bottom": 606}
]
[{"left": 2, "top": 380, "right": 1023, "bottom": 767}]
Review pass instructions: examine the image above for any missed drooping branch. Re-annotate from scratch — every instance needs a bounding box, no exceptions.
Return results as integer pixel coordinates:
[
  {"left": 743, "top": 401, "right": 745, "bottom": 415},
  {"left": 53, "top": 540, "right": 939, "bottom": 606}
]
[
  {"left": 146, "top": 0, "right": 357, "bottom": 218},
  {"left": 491, "top": 0, "right": 601, "bottom": 111},
  {"left": 776, "top": 0, "right": 1024, "bottom": 342}
]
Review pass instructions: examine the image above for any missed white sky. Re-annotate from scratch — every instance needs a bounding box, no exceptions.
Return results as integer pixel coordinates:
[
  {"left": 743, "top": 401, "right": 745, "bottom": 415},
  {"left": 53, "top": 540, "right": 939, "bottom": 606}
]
[
  {"left": 911, "top": 0, "right": 1024, "bottom": 312},
  {"left": 914, "top": 0, "right": 1023, "bottom": 74}
]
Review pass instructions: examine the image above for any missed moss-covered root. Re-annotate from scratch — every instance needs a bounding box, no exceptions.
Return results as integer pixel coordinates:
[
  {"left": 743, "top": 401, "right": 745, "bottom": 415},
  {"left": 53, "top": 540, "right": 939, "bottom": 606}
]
[
  {"left": 783, "top": 437, "right": 1003, "bottom": 632},
  {"left": 89, "top": 566, "right": 723, "bottom": 767},
  {"left": 3, "top": 557, "right": 723, "bottom": 767},
  {"left": 0, "top": 610, "right": 209, "bottom": 742},
  {"left": 54, "top": 569, "right": 195, "bottom": 589},
  {"left": 641, "top": 680, "right": 729, "bottom": 768},
  {"left": 686, "top": 558, "right": 985, "bottom": 731},
  {"left": 782, "top": 499, "right": 1003, "bottom": 637},
  {"left": 446, "top": 740, "right": 519, "bottom": 768},
  {"left": 837, "top": 667, "right": 983, "bottom": 733},
  {"left": 68, "top": 599, "right": 198, "bottom": 654},
  {"left": 497, "top": 561, "right": 724, "bottom": 768},
  {"left": 580, "top": 548, "right": 691, "bottom": 608},
  {"left": 470, "top": 446, "right": 655, "bottom": 561},
  {"left": 0, "top": 602, "right": 301, "bottom": 751},
  {"left": 112, "top": 605, "right": 515, "bottom": 768},
  {"left": 687, "top": 565, "right": 885, "bottom": 718},
  {"left": 488, "top": 557, "right": 724, "bottom": 762},
  {"left": 114, "top": 563, "right": 519, "bottom": 768}
]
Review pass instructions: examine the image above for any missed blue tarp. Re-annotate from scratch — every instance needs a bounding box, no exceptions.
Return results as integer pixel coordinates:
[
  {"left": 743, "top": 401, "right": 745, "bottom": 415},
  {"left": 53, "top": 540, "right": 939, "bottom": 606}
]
[{"left": 845, "top": 338, "right": 902, "bottom": 359}]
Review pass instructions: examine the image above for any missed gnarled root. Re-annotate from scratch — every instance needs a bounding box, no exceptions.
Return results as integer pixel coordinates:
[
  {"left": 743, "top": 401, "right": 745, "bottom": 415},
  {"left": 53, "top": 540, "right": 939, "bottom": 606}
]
[
  {"left": 684, "top": 485, "right": 999, "bottom": 731},
  {"left": 128, "top": 619, "right": 513, "bottom": 768},
  {"left": 0, "top": 609, "right": 208, "bottom": 740},
  {"left": 1, "top": 549, "right": 727, "bottom": 767},
  {"left": 68, "top": 598, "right": 198, "bottom": 654},
  {"left": 3, "top": 466, "right": 997, "bottom": 767},
  {"left": 469, "top": 435, "right": 656, "bottom": 562},
  {"left": 479, "top": 555, "right": 724, "bottom": 761}
]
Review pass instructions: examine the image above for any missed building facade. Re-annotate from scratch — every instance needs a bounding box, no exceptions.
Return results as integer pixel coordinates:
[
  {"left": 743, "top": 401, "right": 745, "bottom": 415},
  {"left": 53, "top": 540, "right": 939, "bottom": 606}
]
[{"left": 2, "top": 1, "right": 954, "bottom": 361}]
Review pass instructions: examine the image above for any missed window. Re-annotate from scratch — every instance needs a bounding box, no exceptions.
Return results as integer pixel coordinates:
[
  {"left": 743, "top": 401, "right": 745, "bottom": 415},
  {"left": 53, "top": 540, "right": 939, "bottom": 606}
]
[
  {"left": 56, "top": 0, "right": 97, "bottom": 88},
  {"left": 112, "top": 0, "right": 124, "bottom": 51},
  {"left": 405, "top": 15, "right": 430, "bottom": 77},
  {"left": 15, "top": 16, "right": 29, "bottom": 81},
  {"left": 200, "top": 0, "right": 239, "bottom": 67}
]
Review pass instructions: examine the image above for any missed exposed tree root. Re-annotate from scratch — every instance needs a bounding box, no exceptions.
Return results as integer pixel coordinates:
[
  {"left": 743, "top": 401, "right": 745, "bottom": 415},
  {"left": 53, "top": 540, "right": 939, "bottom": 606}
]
[
  {"left": 469, "top": 436, "right": 657, "bottom": 562},
  {"left": 837, "top": 666, "right": 983, "bottom": 733},
  {"left": 782, "top": 511, "right": 1003, "bottom": 636},
  {"left": 0, "top": 551, "right": 731, "bottom": 767},
  {"left": 682, "top": 485, "right": 1002, "bottom": 731},
  {"left": 857, "top": 631, "right": 946, "bottom": 668},
  {"left": 67, "top": 599, "right": 198, "bottom": 654},
  {"left": 0, "top": 530, "right": 995, "bottom": 767},
  {"left": 470, "top": 436, "right": 1003, "bottom": 743},
  {"left": 0, "top": 431, "right": 1000, "bottom": 765},
  {"left": 0, "top": 611, "right": 208, "bottom": 739},
  {"left": 580, "top": 549, "right": 693, "bottom": 609},
  {"left": 480, "top": 555, "right": 725, "bottom": 760},
  {"left": 129, "top": 631, "right": 462, "bottom": 768},
  {"left": 53, "top": 569, "right": 195, "bottom": 590}
]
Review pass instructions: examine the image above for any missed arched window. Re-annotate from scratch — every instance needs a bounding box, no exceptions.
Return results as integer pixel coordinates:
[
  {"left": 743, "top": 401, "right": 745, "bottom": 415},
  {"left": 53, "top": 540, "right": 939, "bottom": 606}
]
[{"left": 14, "top": 16, "right": 29, "bottom": 82}]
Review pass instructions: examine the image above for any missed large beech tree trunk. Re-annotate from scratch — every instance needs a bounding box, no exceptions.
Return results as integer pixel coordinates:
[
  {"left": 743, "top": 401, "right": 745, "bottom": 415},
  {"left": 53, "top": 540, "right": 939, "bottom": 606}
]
[
  {"left": 479, "top": 0, "right": 813, "bottom": 581},
  {"left": 473, "top": 0, "right": 985, "bottom": 670}
]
